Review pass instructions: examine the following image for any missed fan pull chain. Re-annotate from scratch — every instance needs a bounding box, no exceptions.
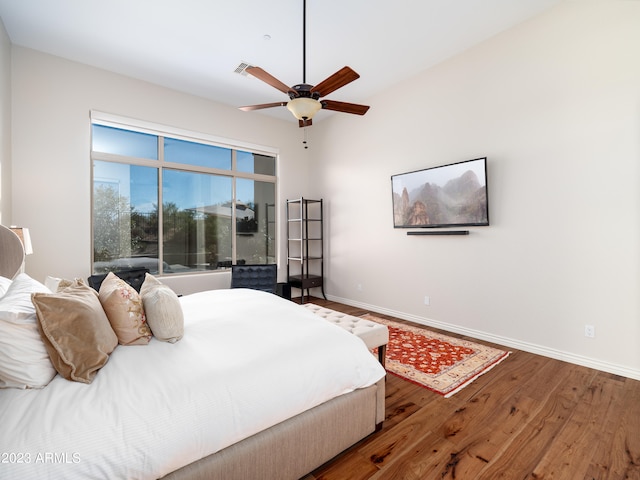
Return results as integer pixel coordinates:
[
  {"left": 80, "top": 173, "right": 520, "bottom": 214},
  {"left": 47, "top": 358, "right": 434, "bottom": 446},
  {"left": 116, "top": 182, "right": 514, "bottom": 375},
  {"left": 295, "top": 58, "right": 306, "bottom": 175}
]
[{"left": 303, "top": 127, "right": 309, "bottom": 149}]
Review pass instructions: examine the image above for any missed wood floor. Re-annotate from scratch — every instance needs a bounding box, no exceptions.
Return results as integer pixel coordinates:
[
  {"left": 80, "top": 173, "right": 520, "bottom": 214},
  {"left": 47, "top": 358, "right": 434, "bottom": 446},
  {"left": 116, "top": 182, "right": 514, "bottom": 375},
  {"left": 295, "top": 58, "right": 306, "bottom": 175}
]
[{"left": 301, "top": 298, "right": 640, "bottom": 480}]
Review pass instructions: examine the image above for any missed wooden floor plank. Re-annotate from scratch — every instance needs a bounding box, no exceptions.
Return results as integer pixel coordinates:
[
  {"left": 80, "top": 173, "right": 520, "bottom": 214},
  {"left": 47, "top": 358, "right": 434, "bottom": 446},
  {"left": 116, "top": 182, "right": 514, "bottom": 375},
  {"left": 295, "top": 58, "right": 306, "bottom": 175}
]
[
  {"left": 527, "top": 371, "right": 622, "bottom": 479},
  {"left": 455, "top": 361, "right": 597, "bottom": 479},
  {"left": 593, "top": 377, "right": 640, "bottom": 480}
]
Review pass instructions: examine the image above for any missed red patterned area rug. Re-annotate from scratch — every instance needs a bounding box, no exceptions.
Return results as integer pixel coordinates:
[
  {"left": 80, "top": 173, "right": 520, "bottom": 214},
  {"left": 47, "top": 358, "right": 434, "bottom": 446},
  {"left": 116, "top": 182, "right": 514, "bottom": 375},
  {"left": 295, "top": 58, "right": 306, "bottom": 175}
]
[{"left": 362, "top": 314, "right": 510, "bottom": 397}]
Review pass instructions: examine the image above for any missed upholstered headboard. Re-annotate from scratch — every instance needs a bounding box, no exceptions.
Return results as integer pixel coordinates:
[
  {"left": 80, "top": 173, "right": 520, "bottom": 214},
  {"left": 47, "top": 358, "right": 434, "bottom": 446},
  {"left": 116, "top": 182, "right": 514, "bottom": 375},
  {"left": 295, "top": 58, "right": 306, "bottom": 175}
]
[{"left": 0, "top": 225, "right": 25, "bottom": 279}]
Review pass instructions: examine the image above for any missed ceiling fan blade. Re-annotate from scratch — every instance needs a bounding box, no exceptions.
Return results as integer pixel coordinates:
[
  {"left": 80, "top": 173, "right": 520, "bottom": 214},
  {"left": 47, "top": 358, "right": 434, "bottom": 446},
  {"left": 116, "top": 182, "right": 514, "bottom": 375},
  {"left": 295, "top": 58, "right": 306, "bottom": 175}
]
[
  {"left": 321, "top": 100, "right": 370, "bottom": 115},
  {"left": 239, "top": 102, "right": 287, "bottom": 112},
  {"left": 246, "top": 66, "right": 292, "bottom": 95},
  {"left": 312, "top": 67, "right": 360, "bottom": 97},
  {"left": 298, "top": 118, "right": 312, "bottom": 128}
]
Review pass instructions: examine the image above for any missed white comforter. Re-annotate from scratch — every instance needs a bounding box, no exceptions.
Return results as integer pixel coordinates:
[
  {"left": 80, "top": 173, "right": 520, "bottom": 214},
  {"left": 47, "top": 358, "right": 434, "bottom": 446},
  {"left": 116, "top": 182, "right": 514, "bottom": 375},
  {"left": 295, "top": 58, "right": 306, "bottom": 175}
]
[{"left": 0, "top": 289, "right": 385, "bottom": 480}]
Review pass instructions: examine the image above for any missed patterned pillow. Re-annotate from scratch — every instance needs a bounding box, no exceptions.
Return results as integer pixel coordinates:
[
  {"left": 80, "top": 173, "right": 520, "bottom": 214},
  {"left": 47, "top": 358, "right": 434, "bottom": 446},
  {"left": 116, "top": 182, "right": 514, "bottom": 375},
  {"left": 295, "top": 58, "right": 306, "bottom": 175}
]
[
  {"left": 32, "top": 280, "right": 118, "bottom": 384},
  {"left": 140, "top": 274, "right": 184, "bottom": 343},
  {"left": 99, "top": 272, "right": 151, "bottom": 345}
]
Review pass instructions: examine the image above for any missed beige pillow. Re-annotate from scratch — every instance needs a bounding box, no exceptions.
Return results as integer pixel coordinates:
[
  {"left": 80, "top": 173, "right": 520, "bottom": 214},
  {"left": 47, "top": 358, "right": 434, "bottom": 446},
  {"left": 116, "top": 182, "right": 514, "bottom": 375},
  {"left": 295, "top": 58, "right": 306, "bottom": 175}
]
[
  {"left": 99, "top": 272, "right": 152, "bottom": 346},
  {"left": 140, "top": 273, "right": 184, "bottom": 343},
  {"left": 32, "top": 280, "right": 118, "bottom": 384}
]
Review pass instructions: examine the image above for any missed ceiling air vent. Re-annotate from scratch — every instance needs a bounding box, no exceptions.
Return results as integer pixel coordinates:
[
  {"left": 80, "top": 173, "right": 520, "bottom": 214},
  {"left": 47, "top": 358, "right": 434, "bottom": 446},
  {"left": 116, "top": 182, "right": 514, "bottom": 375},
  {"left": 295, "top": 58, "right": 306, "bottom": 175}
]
[{"left": 234, "top": 62, "right": 254, "bottom": 76}]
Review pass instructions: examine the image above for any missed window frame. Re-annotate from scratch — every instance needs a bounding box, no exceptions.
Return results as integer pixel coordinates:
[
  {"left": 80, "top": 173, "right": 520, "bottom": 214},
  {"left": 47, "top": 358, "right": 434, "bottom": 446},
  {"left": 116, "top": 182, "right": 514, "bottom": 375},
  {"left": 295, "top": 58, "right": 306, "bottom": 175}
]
[{"left": 90, "top": 111, "right": 279, "bottom": 276}]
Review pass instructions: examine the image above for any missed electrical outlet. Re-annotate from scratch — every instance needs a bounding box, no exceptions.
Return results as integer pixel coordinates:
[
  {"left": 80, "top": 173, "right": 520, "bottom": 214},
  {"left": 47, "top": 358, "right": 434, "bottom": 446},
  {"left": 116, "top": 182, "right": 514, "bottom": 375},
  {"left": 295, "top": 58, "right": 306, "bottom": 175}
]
[
  {"left": 424, "top": 296, "right": 430, "bottom": 306},
  {"left": 357, "top": 283, "right": 363, "bottom": 292},
  {"left": 584, "top": 325, "right": 595, "bottom": 338}
]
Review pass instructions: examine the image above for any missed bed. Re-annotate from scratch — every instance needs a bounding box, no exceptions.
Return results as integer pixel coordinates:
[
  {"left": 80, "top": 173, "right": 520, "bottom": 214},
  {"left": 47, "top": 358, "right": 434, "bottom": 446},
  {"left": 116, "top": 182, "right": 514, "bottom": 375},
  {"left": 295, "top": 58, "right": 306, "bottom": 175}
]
[{"left": 0, "top": 275, "right": 386, "bottom": 480}]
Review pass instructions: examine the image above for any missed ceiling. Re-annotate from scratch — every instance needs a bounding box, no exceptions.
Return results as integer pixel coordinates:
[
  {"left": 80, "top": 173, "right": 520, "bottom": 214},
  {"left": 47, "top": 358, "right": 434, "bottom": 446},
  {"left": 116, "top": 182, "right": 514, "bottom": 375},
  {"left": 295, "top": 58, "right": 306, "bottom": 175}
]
[{"left": 0, "top": 0, "right": 562, "bottom": 124}]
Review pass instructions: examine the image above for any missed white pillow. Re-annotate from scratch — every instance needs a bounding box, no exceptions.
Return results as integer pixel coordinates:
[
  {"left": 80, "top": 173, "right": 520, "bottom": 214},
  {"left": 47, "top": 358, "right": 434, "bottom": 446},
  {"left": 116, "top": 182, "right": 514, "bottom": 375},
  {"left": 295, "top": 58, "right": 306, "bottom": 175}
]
[
  {"left": 44, "top": 276, "right": 75, "bottom": 292},
  {"left": 44, "top": 275, "right": 62, "bottom": 292},
  {"left": 140, "top": 273, "right": 184, "bottom": 343},
  {"left": 0, "top": 273, "right": 57, "bottom": 389},
  {"left": 0, "top": 276, "right": 12, "bottom": 297}
]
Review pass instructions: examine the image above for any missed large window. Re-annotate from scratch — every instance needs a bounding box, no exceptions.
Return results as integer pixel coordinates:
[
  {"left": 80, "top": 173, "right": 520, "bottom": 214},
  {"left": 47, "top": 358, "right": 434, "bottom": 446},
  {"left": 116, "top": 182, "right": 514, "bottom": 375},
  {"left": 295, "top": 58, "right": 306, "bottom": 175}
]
[{"left": 91, "top": 116, "right": 277, "bottom": 275}]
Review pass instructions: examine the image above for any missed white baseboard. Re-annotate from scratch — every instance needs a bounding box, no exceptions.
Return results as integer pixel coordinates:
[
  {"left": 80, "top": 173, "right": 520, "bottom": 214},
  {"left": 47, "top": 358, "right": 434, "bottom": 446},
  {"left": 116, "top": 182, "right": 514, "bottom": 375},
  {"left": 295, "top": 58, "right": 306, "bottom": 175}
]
[{"left": 326, "top": 294, "right": 640, "bottom": 382}]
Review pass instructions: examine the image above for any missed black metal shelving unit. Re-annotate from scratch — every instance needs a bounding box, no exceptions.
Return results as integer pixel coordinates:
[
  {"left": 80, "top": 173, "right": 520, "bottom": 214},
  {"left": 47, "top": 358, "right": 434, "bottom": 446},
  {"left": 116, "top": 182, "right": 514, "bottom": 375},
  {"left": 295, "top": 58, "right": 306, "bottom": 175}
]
[{"left": 286, "top": 198, "right": 326, "bottom": 303}]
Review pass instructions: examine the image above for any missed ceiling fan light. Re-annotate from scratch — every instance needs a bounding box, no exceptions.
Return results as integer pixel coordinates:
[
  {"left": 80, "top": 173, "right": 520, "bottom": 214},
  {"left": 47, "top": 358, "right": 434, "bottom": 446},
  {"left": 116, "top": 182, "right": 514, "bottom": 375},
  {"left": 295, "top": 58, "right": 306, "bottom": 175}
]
[{"left": 286, "top": 97, "right": 322, "bottom": 120}]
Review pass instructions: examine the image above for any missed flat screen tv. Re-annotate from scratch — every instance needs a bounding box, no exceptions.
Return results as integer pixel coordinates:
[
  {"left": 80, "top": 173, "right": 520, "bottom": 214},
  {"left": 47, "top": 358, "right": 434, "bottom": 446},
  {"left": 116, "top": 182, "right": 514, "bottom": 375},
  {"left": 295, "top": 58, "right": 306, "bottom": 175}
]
[{"left": 391, "top": 157, "right": 489, "bottom": 228}]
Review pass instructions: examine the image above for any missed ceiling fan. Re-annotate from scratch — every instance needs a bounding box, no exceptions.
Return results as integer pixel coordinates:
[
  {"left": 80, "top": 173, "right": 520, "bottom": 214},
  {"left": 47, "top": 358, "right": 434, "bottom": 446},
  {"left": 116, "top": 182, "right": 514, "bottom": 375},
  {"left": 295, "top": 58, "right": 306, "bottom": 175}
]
[{"left": 239, "top": 0, "right": 370, "bottom": 128}]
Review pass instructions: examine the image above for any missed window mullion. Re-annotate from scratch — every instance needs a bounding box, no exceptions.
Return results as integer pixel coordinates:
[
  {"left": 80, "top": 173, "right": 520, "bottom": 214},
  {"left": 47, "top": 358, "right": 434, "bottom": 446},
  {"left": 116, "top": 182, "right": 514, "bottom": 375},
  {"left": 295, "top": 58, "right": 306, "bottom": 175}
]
[
  {"left": 161, "top": 161, "right": 235, "bottom": 178},
  {"left": 158, "top": 136, "right": 164, "bottom": 275},
  {"left": 231, "top": 151, "right": 237, "bottom": 265}
]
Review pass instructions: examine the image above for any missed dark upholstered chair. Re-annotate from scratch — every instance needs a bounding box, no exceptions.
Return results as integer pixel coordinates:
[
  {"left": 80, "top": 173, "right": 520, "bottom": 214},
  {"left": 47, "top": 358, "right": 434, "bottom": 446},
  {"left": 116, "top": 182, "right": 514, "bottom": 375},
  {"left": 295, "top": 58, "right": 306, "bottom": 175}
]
[
  {"left": 230, "top": 264, "right": 277, "bottom": 294},
  {"left": 87, "top": 267, "right": 149, "bottom": 293}
]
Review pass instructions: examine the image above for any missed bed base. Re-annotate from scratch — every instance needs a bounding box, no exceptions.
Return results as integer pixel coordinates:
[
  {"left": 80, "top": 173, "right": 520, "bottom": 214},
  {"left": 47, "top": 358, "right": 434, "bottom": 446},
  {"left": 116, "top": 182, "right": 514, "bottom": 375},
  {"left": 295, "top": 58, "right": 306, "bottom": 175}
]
[{"left": 162, "top": 378, "right": 384, "bottom": 480}]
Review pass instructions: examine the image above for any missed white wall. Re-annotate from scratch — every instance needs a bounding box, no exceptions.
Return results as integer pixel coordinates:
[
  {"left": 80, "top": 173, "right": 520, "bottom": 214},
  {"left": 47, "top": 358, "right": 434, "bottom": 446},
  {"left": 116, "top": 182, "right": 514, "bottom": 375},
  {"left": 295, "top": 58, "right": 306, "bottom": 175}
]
[
  {"left": 10, "top": 47, "right": 311, "bottom": 294},
  {"left": 0, "top": 17, "right": 10, "bottom": 224},
  {"left": 311, "top": 1, "right": 640, "bottom": 378}
]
